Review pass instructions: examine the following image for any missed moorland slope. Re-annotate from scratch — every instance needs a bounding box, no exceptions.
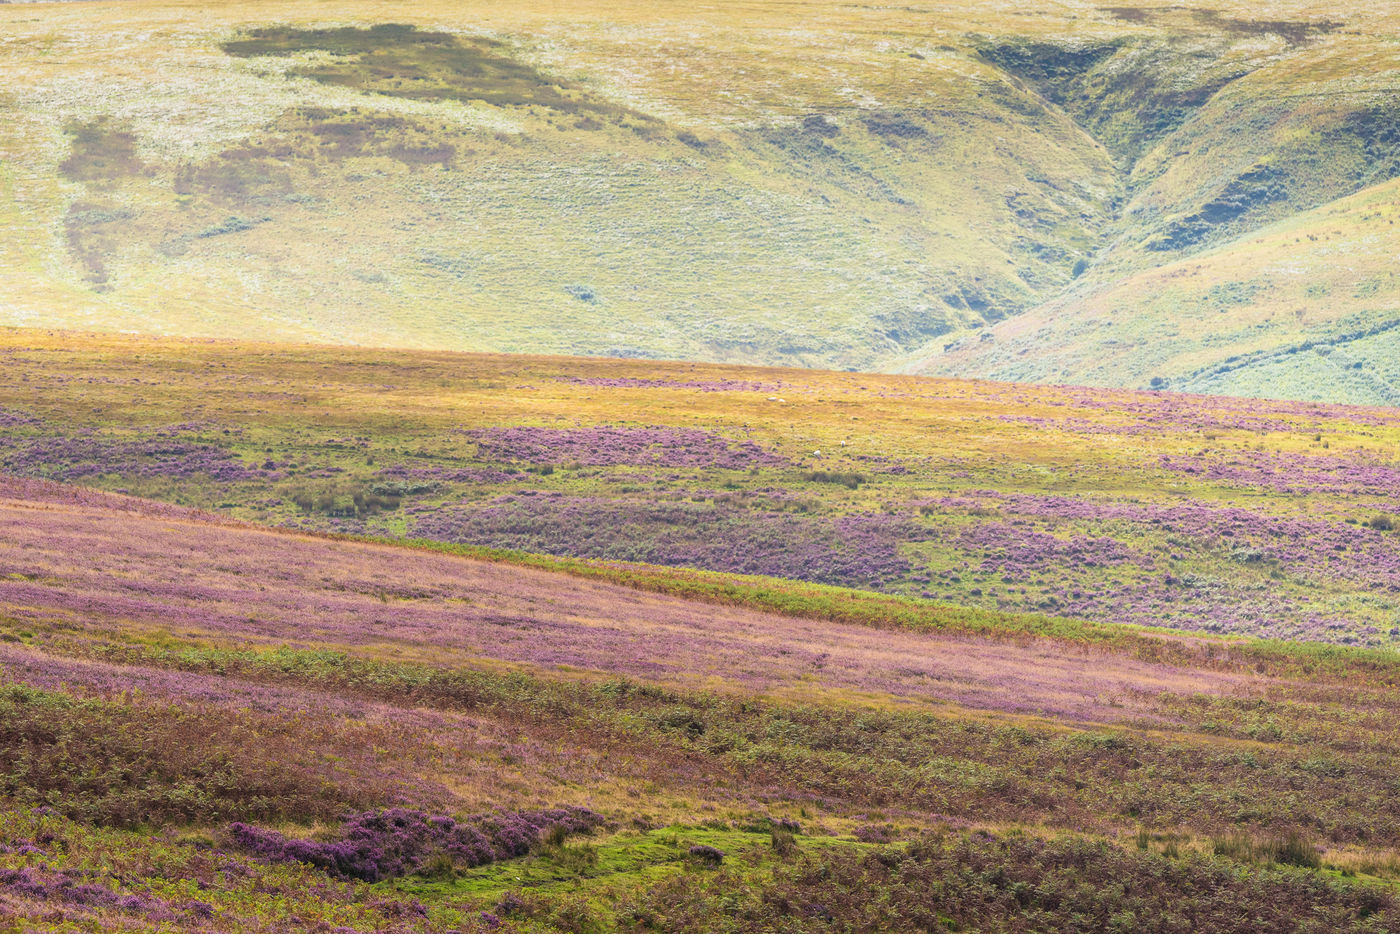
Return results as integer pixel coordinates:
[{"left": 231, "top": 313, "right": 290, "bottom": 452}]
[
  {"left": 8, "top": 475, "right": 1400, "bottom": 929},
  {"left": 2, "top": 329, "right": 1398, "bottom": 646},
  {"left": 3, "top": 1, "right": 1399, "bottom": 400}
]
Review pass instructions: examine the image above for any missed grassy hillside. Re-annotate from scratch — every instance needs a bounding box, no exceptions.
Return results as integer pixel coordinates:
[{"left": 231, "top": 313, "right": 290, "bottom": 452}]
[
  {"left": 2, "top": 0, "right": 1398, "bottom": 398},
  {"left": 917, "top": 176, "right": 1400, "bottom": 404},
  {"left": 2, "top": 329, "right": 1399, "bottom": 646},
  {"left": 9, "top": 475, "right": 1400, "bottom": 930}
]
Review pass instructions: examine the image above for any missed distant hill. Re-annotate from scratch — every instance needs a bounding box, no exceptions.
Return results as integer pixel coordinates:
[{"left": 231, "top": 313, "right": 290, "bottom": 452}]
[{"left": 1, "top": 0, "right": 1397, "bottom": 401}]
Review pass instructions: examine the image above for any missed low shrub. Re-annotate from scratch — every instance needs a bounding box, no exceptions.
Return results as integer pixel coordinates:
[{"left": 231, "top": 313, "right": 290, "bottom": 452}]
[
  {"left": 0, "top": 684, "right": 360, "bottom": 828},
  {"left": 229, "top": 806, "right": 604, "bottom": 881},
  {"left": 802, "top": 470, "right": 865, "bottom": 489}
]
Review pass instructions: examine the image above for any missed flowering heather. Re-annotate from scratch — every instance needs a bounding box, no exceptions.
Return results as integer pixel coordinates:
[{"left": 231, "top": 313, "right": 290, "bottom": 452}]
[
  {"left": 0, "top": 407, "right": 38, "bottom": 429},
  {"left": 956, "top": 522, "right": 1155, "bottom": 578},
  {"left": 468, "top": 426, "right": 787, "bottom": 469},
  {"left": 230, "top": 807, "right": 603, "bottom": 881},
  {"left": 0, "top": 806, "right": 515, "bottom": 931},
  {"left": 1059, "top": 388, "right": 1400, "bottom": 431},
  {"left": 2, "top": 435, "right": 272, "bottom": 482},
  {"left": 411, "top": 496, "right": 923, "bottom": 588},
  {"left": 923, "top": 491, "right": 1400, "bottom": 639},
  {"left": 7, "top": 332, "right": 1400, "bottom": 644},
  {"left": 992, "top": 493, "right": 1400, "bottom": 586},
  {"left": 11, "top": 477, "right": 1400, "bottom": 927},
  {"left": 0, "top": 866, "right": 175, "bottom": 920},
  {"left": 1160, "top": 450, "right": 1400, "bottom": 504},
  {"left": 0, "top": 488, "right": 1251, "bottom": 723}
]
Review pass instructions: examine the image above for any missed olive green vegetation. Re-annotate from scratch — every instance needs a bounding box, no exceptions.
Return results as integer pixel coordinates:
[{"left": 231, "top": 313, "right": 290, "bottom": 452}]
[
  {"left": 5, "top": 0, "right": 1400, "bottom": 402},
  {"left": 34, "top": 633, "right": 1400, "bottom": 857},
  {"left": 19, "top": 619, "right": 1400, "bottom": 930}
]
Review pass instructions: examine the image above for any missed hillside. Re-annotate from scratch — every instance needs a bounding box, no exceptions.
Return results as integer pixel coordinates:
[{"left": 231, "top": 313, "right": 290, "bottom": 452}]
[
  {"left": 9, "top": 474, "right": 1400, "bottom": 929},
  {"left": 2, "top": 329, "right": 1399, "bottom": 647},
  {"left": 2, "top": 0, "right": 1399, "bottom": 400}
]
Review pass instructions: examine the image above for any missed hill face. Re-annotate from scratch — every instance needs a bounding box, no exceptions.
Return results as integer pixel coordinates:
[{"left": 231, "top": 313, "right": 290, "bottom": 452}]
[
  {"left": 2, "top": 1, "right": 1398, "bottom": 400},
  {"left": 3, "top": 329, "right": 1399, "bottom": 646}
]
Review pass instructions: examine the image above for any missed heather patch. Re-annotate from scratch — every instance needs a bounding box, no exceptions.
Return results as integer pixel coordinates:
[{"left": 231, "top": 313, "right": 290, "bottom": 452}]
[
  {"left": 0, "top": 407, "right": 38, "bottom": 429},
  {"left": 1060, "top": 392, "right": 1398, "bottom": 432},
  {"left": 411, "top": 496, "right": 925, "bottom": 588},
  {"left": 1160, "top": 450, "right": 1400, "bottom": 504},
  {"left": 959, "top": 493, "right": 1400, "bottom": 592},
  {"left": 2, "top": 435, "right": 271, "bottom": 482},
  {"left": 4, "top": 338, "right": 1400, "bottom": 644},
  {"left": 927, "top": 492, "right": 1400, "bottom": 638},
  {"left": 230, "top": 807, "right": 603, "bottom": 881},
  {"left": 467, "top": 426, "right": 787, "bottom": 469},
  {"left": 957, "top": 522, "right": 1154, "bottom": 579},
  {"left": 0, "top": 867, "right": 176, "bottom": 921}
]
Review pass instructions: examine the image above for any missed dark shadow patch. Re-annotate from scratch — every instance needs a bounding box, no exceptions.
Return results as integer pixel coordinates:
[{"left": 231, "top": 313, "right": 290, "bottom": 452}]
[
  {"left": 1342, "top": 101, "right": 1400, "bottom": 184},
  {"left": 1191, "top": 10, "right": 1342, "bottom": 46},
  {"left": 975, "top": 36, "right": 1247, "bottom": 165},
  {"left": 976, "top": 39, "right": 1123, "bottom": 100},
  {"left": 1097, "top": 7, "right": 1342, "bottom": 43},
  {"left": 222, "top": 24, "right": 655, "bottom": 126},
  {"left": 175, "top": 107, "right": 460, "bottom": 205},
  {"left": 675, "top": 130, "right": 708, "bottom": 150},
  {"left": 1146, "top": 101, "right": 1400, "bottom": 254},
  {"left": 59, "top": 119, "right": 149, "bottom": 186},
  {"left": 296, "top": 108, "right": 457, "bottom": 165},
  {"left": 63, "top": 201, "right": 134, "bottom": 288},
  {"left": 1146, "top": 164, "right": 1288, "bottom": 251},
  {"left": 861, "top": 114, "right": 930, "bottom": 141},
  {"left": 175, "top": 148, "right": 296, "bottom": 204},
  {"left": 1098, "top": 6, "right": 1158, "bottom": 24},
  {"left": 802, "top": 114, "right": 840, "bottom": 138}
]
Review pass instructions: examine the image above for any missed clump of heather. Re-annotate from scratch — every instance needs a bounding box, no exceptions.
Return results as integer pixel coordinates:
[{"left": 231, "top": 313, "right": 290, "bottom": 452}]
[
  {"left": 0, "top": 407, "right": 39, "bottom": 429},
  {"left": 229, "top": 807, "right": 604, "bottom": 881},
  {"left": 0, "top": 867, "right": 172, "bottom": 919},
  {"left": 686, "top": 844, "right": 724, "bottom": 864},
  {"left": 2, "top": 435, "right": 273, "bottom": 482},
  {"left": 411, "top": 497, "right": 928, "bottom": 589}
]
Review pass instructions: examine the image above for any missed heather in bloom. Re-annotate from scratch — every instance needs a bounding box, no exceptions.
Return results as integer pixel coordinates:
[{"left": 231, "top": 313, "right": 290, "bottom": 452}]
[
  {"left": 411, "top": 496, "right": 927, "bottom": 588},
  {"left": 2, "top": 434, "right": 274, "bottom": 482}
]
